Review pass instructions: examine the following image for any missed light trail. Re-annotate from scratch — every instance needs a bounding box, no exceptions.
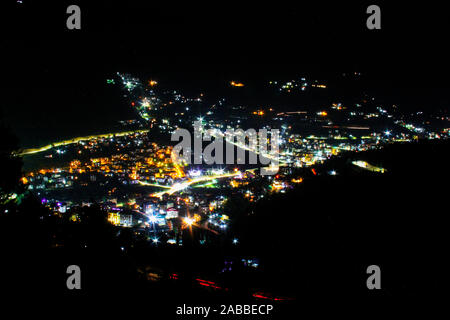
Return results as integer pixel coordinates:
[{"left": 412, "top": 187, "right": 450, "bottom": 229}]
[
  {"left": 137, "top": 181, "right": 172, "bottom": 189},
  {"left": 351, "top": 160, "right": 386, "bottom": 173},
  {"left": 151, "top": 171, "right": 242, "bottom": 197},
  {"left": 322, "top": 125, "right": 370, "bottom": 130},
  {"left": 193, "top": 181, "right": 217, "bottom": 188},
  {"left": 276, "top": 111, "right": 307, "bottom": 116},
  {"left": 17, "top": 129, "right": 150, "bottom": 156}
]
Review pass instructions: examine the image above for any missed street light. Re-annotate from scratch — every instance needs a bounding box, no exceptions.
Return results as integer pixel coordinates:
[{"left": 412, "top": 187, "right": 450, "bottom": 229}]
[
  {"left": 149, "top": 215, "right": 158, "bottom": 224},
  {"left": 183, "top": 217, "right": 194, "bottom": 226}
]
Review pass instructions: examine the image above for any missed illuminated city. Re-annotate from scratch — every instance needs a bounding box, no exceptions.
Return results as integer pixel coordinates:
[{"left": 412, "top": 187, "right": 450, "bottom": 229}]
[{"left": 19, "top": 72, "right": 448, "bottom": 228}]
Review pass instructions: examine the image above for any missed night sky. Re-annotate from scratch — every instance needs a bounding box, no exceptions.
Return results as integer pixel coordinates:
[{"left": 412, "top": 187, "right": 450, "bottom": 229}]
[{"left": 3, "top": 1, "right": 450, "bottom": 145}]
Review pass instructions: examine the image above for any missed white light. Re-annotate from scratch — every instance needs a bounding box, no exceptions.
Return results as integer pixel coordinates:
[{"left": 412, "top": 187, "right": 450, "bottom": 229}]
[
  {"left": 384, "top": 130, "right": 391, "bottom": 136},
  {"left": 188, "top": 169, "right": 202, "bottom": 177},
  {"left": 232, "top": 238, "right": 238, "bottom": 244},
  {"left": 152, "top": 237, "right": 159, "bottom": 244},
  {"left": 183, "top": 217, "right": 194, "bottom": 226}
]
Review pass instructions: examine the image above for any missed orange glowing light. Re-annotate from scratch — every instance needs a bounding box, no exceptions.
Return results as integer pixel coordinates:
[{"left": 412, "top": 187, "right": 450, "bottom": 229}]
[
  {"left": 291, "top": 178, "right": 303, "bottom": 184},
  {"left": 230, "top": 81, "right": 244, "bottom": 87}
]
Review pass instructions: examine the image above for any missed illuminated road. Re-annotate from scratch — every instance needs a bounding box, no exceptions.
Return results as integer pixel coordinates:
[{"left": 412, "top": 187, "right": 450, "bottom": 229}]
[
  {"left": 151, "top": 171, "right": 242, "bottom": 197},
  {"left": 171, "top": 150, "right": 185, "bottom": 178},
  {"left": 17, "top": 129, "right": 150, "bottom": 156},
  {"left": 276, "top": 111, "right": 307, "bottom": 116},
  {"left": 351, "top": 160, "right": 386, "bottom": 173},
  {"left": 210, "top": 130, "right": 289, "bottom": 165},
  {"left": 137, "top": 181, "right": 172, "bottom": 189}
]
